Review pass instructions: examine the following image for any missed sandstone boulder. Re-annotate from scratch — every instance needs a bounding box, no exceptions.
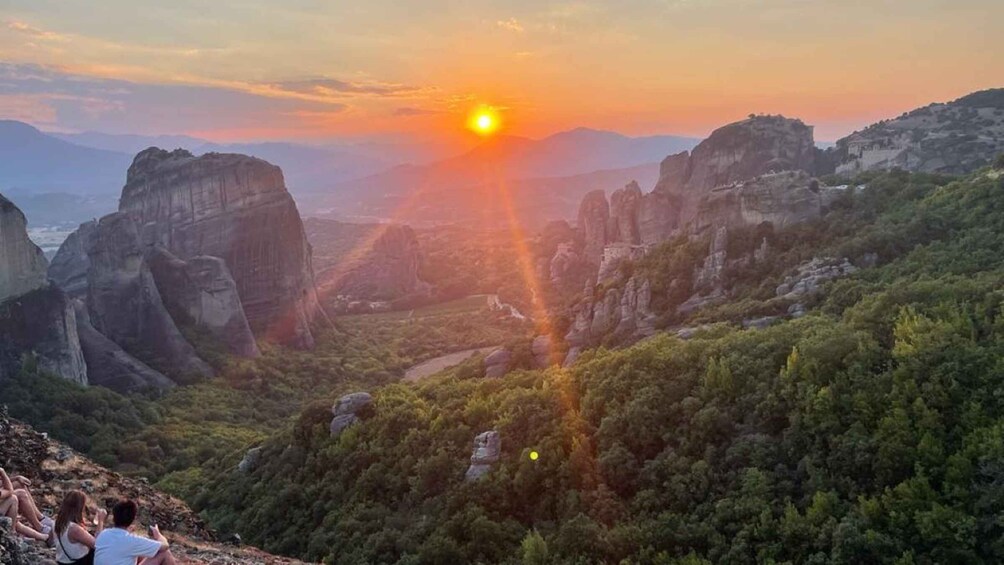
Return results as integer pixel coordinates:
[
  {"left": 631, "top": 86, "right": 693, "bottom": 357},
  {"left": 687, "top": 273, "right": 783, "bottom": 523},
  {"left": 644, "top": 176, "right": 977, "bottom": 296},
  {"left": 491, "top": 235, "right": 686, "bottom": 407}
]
[
  {"left": 483, "top": 348, "right": 511, "bottom": 379},
  {"left": 330, "top": 392, "right": 373, "bottom": 437},
  {"left": 237, "top": 447, "right": 263, "bottom": 473},
  {"left": 776, "top": 257, "right": 857, "bottom": 300}
]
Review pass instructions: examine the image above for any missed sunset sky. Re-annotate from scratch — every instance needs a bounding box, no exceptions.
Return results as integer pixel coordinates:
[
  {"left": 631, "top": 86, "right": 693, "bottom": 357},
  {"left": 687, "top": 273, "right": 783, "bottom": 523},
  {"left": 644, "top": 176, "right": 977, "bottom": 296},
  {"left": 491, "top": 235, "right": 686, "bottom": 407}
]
[{"left": 1, "top": 0, "right": 1001, "bottom": 145}]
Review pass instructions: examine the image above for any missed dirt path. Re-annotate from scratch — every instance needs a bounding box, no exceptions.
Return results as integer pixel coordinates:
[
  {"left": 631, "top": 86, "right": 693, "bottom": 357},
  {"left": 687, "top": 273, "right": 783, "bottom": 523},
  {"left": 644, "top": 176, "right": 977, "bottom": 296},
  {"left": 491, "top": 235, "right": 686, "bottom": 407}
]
[{"left": 403, "top": 346, "right": 499, "bottom": 382}]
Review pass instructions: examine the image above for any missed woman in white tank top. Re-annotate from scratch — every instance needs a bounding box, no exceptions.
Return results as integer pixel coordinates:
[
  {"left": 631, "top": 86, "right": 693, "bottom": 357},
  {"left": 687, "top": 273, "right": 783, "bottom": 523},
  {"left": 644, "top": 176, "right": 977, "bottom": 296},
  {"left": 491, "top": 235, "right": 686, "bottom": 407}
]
[{"left": 54, "top": 490, "right": 107, "bottom": 565}]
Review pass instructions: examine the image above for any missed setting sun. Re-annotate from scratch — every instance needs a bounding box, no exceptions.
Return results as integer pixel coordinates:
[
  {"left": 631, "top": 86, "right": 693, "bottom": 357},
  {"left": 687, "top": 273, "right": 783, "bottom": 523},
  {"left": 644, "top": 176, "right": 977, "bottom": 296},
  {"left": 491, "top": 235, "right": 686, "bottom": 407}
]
[{"left": 468, "top": 107, "right": 500, "bottom": 136}]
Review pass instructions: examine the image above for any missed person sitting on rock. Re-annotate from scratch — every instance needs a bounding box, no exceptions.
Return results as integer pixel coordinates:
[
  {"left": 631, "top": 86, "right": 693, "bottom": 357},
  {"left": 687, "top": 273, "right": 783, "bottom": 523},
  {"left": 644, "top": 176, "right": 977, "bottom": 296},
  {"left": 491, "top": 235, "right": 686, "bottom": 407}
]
[
  {"left": 55, "top": 490, "right": 107, "bottom": 565},
  {"left": 0, "top": 466, "right": 50, "bottom": 542},
  {"left": 95, "top": 499, "right": 176, "bottom": 565}
]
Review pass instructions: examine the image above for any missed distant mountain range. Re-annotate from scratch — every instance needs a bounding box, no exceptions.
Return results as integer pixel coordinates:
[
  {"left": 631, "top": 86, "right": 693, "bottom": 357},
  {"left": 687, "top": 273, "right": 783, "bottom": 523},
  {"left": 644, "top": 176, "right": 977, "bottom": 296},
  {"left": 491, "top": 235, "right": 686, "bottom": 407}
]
[
  {"left": 310, "top": 129, "right": 699, "bottom": 225},
  {"left": 0, "top": 120, "right": 699, "bottom": 228}
]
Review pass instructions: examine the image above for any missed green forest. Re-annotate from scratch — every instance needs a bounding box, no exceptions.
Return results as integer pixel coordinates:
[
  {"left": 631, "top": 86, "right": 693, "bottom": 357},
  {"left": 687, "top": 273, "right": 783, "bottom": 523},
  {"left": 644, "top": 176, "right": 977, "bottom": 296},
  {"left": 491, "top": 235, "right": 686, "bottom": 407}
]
[{"left": 5, "top": 164, "right": 1004, "bottom": 563}]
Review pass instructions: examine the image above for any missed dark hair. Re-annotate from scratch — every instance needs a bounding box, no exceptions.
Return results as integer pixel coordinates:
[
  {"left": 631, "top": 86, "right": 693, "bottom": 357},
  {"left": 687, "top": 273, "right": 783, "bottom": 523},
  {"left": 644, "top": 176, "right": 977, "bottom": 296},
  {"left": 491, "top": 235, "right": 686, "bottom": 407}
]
[
  {"left": 55, "top": 490, "right": 87, "bottom": 536},
  {"left": 112, "top": 499, "right": 138, "bottom": 528}
]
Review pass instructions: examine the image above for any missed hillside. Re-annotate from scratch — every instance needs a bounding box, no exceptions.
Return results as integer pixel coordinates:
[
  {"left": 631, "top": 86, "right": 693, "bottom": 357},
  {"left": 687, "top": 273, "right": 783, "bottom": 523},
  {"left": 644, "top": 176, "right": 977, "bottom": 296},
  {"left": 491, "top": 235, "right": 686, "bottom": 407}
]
[
  {"left": 0, "top": 121, "right": 132, "bottom": 194},
  {"left": 0, "top": 407, "right": 302, "bottom": 564},
  {"left": 184, "top": 165, "right": 1004, "bottom": 564}
]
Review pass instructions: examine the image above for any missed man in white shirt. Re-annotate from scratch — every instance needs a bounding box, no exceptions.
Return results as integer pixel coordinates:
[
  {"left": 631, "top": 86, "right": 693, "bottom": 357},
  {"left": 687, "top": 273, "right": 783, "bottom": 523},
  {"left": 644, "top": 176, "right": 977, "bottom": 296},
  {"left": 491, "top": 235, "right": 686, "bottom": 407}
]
[{"left": 94, "top": 499, "right": 176, "bottom": 565}]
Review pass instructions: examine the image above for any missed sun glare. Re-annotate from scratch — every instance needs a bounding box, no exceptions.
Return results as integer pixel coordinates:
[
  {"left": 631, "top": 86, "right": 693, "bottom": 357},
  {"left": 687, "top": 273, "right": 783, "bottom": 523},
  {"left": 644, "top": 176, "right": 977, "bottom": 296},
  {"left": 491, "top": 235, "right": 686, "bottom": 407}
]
[{"left": 468, "top": 107, "right": 500, "bottom": 136}]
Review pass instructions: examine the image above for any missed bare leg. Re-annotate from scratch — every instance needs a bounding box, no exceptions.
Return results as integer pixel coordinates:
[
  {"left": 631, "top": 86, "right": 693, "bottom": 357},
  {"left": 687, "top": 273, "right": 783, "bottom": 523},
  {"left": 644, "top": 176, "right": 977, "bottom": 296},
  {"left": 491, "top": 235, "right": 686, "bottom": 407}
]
[
  {"left": 11, "top": 483, "right": 42, "bottom": 521},
  {"left": 0, "top": 494, "right": 19, "bottom": 520},
  {"left": 139, "top": 548, "right": 177, "bottom": 565},
  {"left": 13, "top": 490, "right": 42, "bottom": 530},
  {"left": 14, "top": 521, "right": 48, "bottom": 541}
]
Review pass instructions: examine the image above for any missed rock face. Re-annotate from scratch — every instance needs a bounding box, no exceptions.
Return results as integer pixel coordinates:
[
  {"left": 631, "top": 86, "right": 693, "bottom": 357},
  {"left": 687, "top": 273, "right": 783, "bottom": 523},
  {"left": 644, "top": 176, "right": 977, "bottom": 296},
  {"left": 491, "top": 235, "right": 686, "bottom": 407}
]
[
  {"left": 319, "top": 224, "right": 430, "bottom": 302},
  {"left": 237, "top": 446, "right": 263, "bottom": 473},
  {"left": 147, "top": 248, "right": 260, "bottom": 358},
  {"left": 119, "top": 148, "right": 325, "bottom": 349},
  {"left": 0, "top": 286, "right": 87, "bottom": 384},
  {"left": 564, "top": 275, "right": 656, "bottom": 365},
  {"left": 0, "top": 194, "right": 87, "bottom": 384},
  {"left": 72, "top": 300, "right": 175, "bottom": 392},
  {"left": 833, "top": 89, "right": 1004, "bottom": 175},
  {"left": 690, "top": 171, "right": 842, "bottom": 236},
  {"left": 608, "top": 181, "right": 643, "bottom": 244},
  {"left": 47, "top": 221, "right": 95, "bottom": 299},
  {"left": 577, "top": 190, "right": 610, "bottom": 265},
  {"left": 0, "top": 194, "right": 47, "bottom": 302},
  {"left": 84, "top": 212, "right": 213, "bottom": 382},
  {"left": 776, "top": 257, "right": 858, "bottom": 301},
  {"left": 329, "top": 392, "right": 373, "bottom": 437},
  {"left": 465, "top": 430, "right": 501, "bottom": 482}
]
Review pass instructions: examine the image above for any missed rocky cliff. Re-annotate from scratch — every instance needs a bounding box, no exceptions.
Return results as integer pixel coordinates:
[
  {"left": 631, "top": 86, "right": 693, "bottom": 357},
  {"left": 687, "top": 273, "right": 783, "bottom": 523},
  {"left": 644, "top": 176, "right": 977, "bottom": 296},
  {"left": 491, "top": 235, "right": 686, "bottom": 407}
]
[
  {"left": 119, "top": 148, "right": 325, "bottom": 349},
  {"left": 0, "top": 194, "right": 47, "bottom": 302},
  {"left": 833, "top": 89, "right": 1004, "bottom": 175},
  {"left": 47, "top": 221, "right": 95, "bottom": 299},
  {"left": 84, "top": 212, "right": 213, "bottom": 382},
  {"left": 316, "top": 223, "right": 430, "bottom": 302},
  {"left": 0, "top": 194, "right": 87, "bottom": 384}
]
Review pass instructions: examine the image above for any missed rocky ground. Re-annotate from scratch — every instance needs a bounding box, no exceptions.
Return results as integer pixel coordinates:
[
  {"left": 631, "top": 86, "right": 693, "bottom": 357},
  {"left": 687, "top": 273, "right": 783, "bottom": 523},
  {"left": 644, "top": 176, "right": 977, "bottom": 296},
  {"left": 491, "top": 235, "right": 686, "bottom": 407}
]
[{"left": 0, "top": 406, "right": 306, "bottom": 564}]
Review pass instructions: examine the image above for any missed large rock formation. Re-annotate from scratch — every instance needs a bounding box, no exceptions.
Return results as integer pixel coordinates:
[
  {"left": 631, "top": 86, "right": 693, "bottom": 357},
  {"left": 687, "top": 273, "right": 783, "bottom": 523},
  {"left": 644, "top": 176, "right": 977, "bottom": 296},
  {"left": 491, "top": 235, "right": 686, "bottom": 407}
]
[
  {"left": 329, "top": 392, "right": 373, "bottom": 438},
  {"left": 608, "top": 181, "right": 643, "bottom": 244},
  {"left": 119, "top": 148, "right": 325, "bottom": 349},
  {"left": 317, "top": 223, "right": 430, "bottom": 302},
  {"left": 147, "top": 248, "right": 260, "bottom": 358},
  {"left": 0, "top": 194, "right": 87, "bottom": 384},
  {"left": 0, "top": 194, "right": 47, "bottom": 302},
  {"left": 833, "top": 89, "right": 1004, "bottom": 175},
  {"left": 84, "top": 212, "right": 212, "bottom": 382}
]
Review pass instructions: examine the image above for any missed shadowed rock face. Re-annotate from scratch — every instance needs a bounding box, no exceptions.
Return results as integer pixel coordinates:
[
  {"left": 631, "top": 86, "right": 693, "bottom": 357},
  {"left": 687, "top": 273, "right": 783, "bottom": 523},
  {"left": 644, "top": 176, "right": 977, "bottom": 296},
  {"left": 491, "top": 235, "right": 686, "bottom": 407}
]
[
  {"left": 0, "top": 194, "right": 47, "bottom": 302},
  {"left": 147, "top": 248, "right": 260, "bottom": 358},
  {"left": 72, "top": 299, "right": 175, "bottom": 392},
  {"left": 0, "top": 286, "right": 87, "bottom": 384},
  {"left": 577, "top": 189, "right": 610, "bottom": 265},
  {"left": 119, "top": 148, "right": 325, "bottom": 349},
  {"left": 47, "top": 221, "right": 95, "bottom": 299},
  {"left": 84, "top": 212, "right": 213, "bottom": 382}
]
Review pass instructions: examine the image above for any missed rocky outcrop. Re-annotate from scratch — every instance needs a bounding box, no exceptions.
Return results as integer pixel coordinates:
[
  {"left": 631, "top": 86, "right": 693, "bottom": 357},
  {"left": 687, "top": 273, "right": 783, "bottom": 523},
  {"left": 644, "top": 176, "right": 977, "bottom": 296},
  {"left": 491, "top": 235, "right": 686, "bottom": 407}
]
[
  {"left": 0, "top": 194, "right": 47, "bottom": 302},
  {"left": 833, "top": 89, "right": 1004, "bottom": 175},
  {"left": 776, "top": 257, "right": 858, "bottom": 301},
  {"left": 693, "top": 226, "right": 729, "bottom": 292},
  {"left": 329, "top": 392, "right": 373, "bottom": 437},
  {"left": 72, "top": 300, "right": 175, "bottom": 392},
  {"left": 597, "top": 243, "right": 646, "bottom": 283},
  {"left": 119, "top": 148, "right": 325, "bottom": 349},
  {"left": 577, "top": 190, "right": 610, "bottom": 265},
  {"left": 237, "top": 446, "right": 263, "bottom": 473},
  {"left": 465, "top": 430, "right": 501, "bottom": 482},
  {"left": 483, "top": 349, "right": 511, "bottom": 378},
  {"left": 84, "top": 212, "right": 212, "bottom": 382},
  {"left": 0, "top": 286, "right": 87, "bottom": 384},
  {"left": 531, "top": 335, "right": 555, "bottom": 368},
  {"left": 563, "top": 275, "right": 656, "bottom": 365},
  {"left": 691, "top": 171, "right": 843, "bottom": 236},
  {"left": 653, "top": 151, "right": 691, "bottom": 194},
  {"left": 318, "top": 224, "right": 430, "bottom": 302},
  {"left": 147, "top": 248, "right": 260, "bottom": 358},
  {"left": 0, "top": 194, "right": 87, "bottom": 384}
]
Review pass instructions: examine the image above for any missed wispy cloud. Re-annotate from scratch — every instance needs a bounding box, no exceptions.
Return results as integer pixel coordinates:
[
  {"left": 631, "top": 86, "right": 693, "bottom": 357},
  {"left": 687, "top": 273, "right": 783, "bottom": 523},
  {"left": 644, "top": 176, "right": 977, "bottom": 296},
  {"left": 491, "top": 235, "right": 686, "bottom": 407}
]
[
  {"left": 270, "top": 78, "right": 425, "bottom": 98},
  {"left": 5, "top": 20, "right": 69, "bottom": 41},
  {"left": 392, "top": 106, "right": 442, "bottom": 117},
  {"left": 496, "top": 18, "right": 525, "bottom": 33}
]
